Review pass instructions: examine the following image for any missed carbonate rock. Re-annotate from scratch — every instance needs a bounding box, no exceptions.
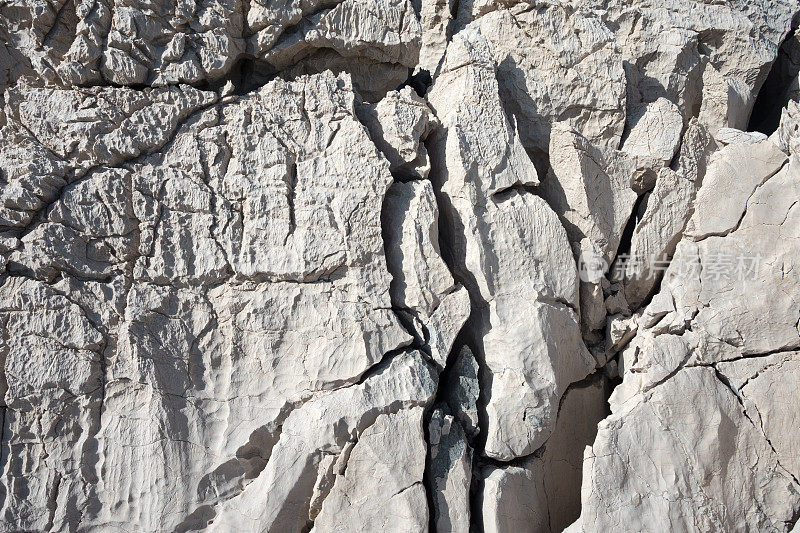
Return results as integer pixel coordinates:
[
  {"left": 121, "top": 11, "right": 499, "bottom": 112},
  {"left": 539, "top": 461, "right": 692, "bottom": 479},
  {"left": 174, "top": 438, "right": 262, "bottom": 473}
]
[
  {"left": 442, "top": 346, "right": 480, "bottom": 439},
  {"left": 0, "top": 83, "right": 217, "bottom": 231},
  {"left": 569, "top": 144, "right": 800, "bottom": 532},
  {"left": 714, "top": 127, "right": 768, "bottom": 146},
  {"left": 622, "top": 98, "right": 684, "bottom": 163},
  {"left": 254, "top": 0, "right": 421, "bottom": 68},
  {"left": 685, "top": 139, "right": 787, "bottom": 240},
  {"left": 480, "top": 376, "right": 608, "bottom": 533},
  {"left": 0, "top": 0, "right": 244, "bottom": 87},
  {"left": 622, "top": 120, "right": 718, "bottom": 309},
  {"left": 417, "top": 0, "right": 456, "bottom": 76},
  {"left": 254, "top": 0, "right": 421, "bottom": 101},
  {"left": 2, "top": 0, "right": 800, "bottom": 531},
  {"left": 473, "top": 3, "right": 627, "bottom": 164},
  {"left": 208, "top": 350, "right": 437, "bottom": 532},
  {"left": 543, "top": 122, "right": 641, "bottom": 267},
  {"left": 0, "top": 72, "right": 438, "bottom": 532},
  {"left": 0, "top": 0, "right": 422, "bottom": 93},
  {"left": 542, "top": 121, "right": 652, "bottom": 346},
  {"left": 428, "top": 27, "right": 594, "bottom": 461},
  {"left": 716, "top": 351, "right": 800, "bottom": 479},
  {"left": 427, "top": 405, "right": 472, "bottom": 533},
  {"left": 102, "top": 0, "right": 245, "bottom": 86},
  {"left": 383, "top": 179, "right": 470, "bottom": 368},
  {"left": 568, "top": 366, "right": 800, "bottom": 533},
  {"left": 313, "top": 407, "right": 430, "bottom": 532},
  {"left": 357, "top": 87, "right": 439, "bottom": 179},
  {"left": 606, "top": 0, "right": 797, "bottom": 132},
  {"left": 774, "top": 99, "right": 800, "bottom": 156}
]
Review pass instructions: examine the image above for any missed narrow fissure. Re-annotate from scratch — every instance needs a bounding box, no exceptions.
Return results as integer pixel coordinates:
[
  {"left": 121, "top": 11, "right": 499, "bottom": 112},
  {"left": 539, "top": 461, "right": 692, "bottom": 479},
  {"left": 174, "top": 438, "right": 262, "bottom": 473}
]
[{"left": 405, "top": 117, "right": 489, "bottom": 532}]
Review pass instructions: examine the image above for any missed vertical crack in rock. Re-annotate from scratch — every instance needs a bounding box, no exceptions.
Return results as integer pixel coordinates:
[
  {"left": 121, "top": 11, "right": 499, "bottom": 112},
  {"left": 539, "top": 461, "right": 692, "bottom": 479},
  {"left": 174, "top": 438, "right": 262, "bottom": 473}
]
[
  {"left": 285, "top": 159, "right": 298, "bottom": 244},
  {"left": 421, "top": 115, "right": 489, "bottom": 533}
]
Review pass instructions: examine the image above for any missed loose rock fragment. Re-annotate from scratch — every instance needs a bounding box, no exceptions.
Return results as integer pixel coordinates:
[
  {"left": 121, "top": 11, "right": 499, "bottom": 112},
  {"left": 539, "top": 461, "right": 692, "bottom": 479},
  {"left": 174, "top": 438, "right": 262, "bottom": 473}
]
[
  {"left": 428, "top": 405, "right": 472, "bottom": 533},
  {"left": 481, "top": 377, "right": 608, "bottom": 533}
]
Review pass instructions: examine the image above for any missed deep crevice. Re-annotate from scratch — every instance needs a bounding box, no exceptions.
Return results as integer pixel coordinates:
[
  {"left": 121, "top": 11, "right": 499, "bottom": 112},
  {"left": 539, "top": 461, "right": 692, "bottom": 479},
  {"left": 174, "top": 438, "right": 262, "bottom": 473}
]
[
  {"left": 400, "top": 68, "right": 433, "bottom": 97},
  {"left": 748, "top": 19, "right": 800, "bottom": 135},
  {"left": 0, "top": 404, "right": 6, "bottom": 507},
  {"left": 612, "top": 189, "right": 649, "bottom": 265},
  {"left": 422, "top": 402, "right": 440, "bottom": 533}
]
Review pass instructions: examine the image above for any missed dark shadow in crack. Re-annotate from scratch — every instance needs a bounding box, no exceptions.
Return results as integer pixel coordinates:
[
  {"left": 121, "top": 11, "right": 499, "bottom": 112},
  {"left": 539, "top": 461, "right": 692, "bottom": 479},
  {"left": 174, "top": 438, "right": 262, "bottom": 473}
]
[{"left": 748, "top": 15, "right": 800, "bottom": 135}]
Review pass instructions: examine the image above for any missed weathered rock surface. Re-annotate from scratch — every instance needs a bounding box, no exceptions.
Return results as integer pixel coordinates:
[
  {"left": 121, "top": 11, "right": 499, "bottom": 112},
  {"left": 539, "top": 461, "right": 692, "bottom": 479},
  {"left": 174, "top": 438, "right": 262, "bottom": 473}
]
[
  {"left": 2, "top": 0, "right": 800, "bottom": 531},
  {"left": 569, "top": 144, "right": 800, "bottom": 532},
  {"left": 428, "top": 27, "right": 595, "bottom": 461},
  {"left": 480, "top": 376, "right": 609, "bottom": 533},
  {"left": 428, "top": 404, "right": 472, "bottom": 532},
  {"left": 383, "top": 178, "right": 471, "bottom": 368}
]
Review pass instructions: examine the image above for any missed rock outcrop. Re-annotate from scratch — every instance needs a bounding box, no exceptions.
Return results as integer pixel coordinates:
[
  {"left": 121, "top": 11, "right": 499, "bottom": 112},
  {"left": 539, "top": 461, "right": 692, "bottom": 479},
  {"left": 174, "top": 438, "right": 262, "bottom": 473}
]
[{"left": 1, "top": 0, "right": 800, "bottom": 531}]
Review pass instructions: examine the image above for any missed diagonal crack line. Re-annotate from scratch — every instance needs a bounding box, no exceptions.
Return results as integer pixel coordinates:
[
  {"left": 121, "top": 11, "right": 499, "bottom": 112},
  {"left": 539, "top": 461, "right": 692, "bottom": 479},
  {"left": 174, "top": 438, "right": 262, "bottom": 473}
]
[{"left": 712, "top": 366, "right": 800, "bottom": 488}]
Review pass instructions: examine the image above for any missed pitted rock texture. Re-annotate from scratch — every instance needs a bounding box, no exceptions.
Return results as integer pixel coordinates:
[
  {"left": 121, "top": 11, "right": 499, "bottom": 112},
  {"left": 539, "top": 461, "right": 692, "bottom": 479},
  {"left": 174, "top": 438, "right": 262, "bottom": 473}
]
[{"left": 1, "top": 1, "right": 800, "bottom": 532}]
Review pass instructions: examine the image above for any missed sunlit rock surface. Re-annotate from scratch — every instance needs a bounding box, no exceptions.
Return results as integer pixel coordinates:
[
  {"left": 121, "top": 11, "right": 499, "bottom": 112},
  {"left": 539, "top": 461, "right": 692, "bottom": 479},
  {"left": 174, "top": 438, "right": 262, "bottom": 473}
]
[{"left": 1, "top": 1, "right": 800, "bottom": 531}]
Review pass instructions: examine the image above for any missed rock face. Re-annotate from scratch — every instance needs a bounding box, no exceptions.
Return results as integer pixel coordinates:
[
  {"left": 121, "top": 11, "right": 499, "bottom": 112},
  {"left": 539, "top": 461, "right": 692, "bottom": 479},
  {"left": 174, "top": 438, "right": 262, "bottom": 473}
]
[{"left": 1, "top": 1, "right": 800, "bottom": 532}]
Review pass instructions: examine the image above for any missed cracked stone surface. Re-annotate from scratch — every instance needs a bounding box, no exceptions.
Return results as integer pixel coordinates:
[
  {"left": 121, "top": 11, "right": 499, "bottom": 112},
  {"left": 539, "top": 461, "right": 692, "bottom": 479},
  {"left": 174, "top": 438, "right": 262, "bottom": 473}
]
[{"left": 2, "top": 0, "right": 800, "bottom": 531}]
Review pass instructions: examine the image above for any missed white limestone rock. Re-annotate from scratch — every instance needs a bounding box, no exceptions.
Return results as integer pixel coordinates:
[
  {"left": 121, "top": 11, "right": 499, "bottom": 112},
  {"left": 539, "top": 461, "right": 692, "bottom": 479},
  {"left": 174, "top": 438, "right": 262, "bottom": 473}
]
[
  {"left": 208, "top": 349, "right": 437, "bottom": 532},
  {"left": 0, "top": 277, "right": 104, "bottom": 531},
  {"left": 313, "top": 407, "right": 430, "bottom": 532},
  {"left": 774, "top": 99, "right": 800, "bottom": 156},
  {"left": 0, "top": 72, "right": 438, "bottom": 532},
  {"left": 608, "top": 0, "right": 797, "bottom": 132},
  {"left": 622, "top": 98, "right": 684, "bottom": 164},
  {"left": 568, "top": 367, "right": 800, "bottom": 532},
  {"left": 715, "top": 127, "right": 768, "bottom": 146},
  {"left": 570, "top": 146, "right": 800, "bottom": 533},
  {"left": 481, "top": 377, "right": 608, "bottom": 533},
  {"left": 473, "top": 4, "right": 627, "bottom": 162},
  {"left": 716, "top": 351, "right": 800, "bottom": 479},
  {"left": 685, "top": 139, "right": 787, "bottom": 240},
  {"left": 102, "top": 0, "right": 245, "bottom": 86},
  {"left": 384, "top": 179, "right": 470, "bottom": 368},
  {"left": 0, "top": 83, "right": 217, "bottom": 231},
  {"left": 0, "top": 0, "right": 421, "bottom": 93},
  {"left": 543, "top": 123, "right": 641, "bottom": 267},
  {"left": 0, "top": 0, "right": 245, "bottom": 87},
  {"left": 623, "top": 120, "right": 718, "bottom": 308},
  {"left": 417, "top": 0, "right": 455, "bottom": 75},
  {"left": 428, "top": 28, "right": 594, "bottom": 461},
  {"left": 256, "top": 0, "right": 421, "bottom": 98},
  {"left": 358, "top": 87, "right": 439, "bottom": 179},
  {"left": 3, "top": 0, "right": 800, "bottom": 531},
  {"left": 543, "top": 122, "right": 652, "bottom": 344},
  {"left": 281, "top": 49, "right": 411, "bottom": 103}
]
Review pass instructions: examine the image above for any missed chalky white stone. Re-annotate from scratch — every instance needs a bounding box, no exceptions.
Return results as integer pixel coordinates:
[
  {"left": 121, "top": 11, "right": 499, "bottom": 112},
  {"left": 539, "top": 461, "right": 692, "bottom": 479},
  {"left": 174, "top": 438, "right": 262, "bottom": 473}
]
[{"left": 1, "top": 0, "right": 800, "bottom": 530}]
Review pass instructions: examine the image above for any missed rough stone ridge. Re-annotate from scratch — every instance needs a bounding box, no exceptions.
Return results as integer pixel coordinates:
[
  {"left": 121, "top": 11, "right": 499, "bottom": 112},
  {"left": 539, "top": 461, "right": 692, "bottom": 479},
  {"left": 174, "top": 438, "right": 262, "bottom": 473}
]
[{"left": 1, "top": 0, "right": 800, "bottom": 531}]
